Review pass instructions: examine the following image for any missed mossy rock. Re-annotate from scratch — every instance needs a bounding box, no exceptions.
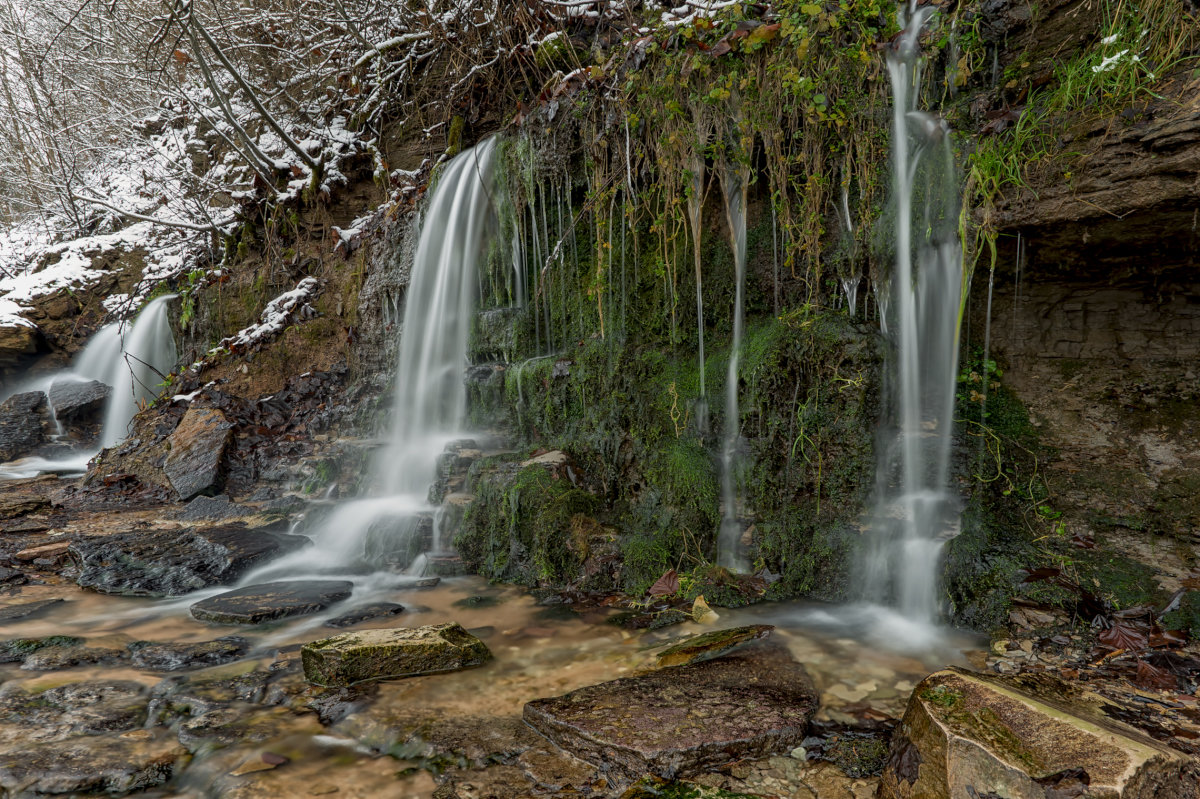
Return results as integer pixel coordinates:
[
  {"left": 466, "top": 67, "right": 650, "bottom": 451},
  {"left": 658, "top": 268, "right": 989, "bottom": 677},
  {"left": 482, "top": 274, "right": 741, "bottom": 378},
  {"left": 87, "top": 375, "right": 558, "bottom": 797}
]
[{"left": 301, "top": 622, "right": 492, "bottom": 687}]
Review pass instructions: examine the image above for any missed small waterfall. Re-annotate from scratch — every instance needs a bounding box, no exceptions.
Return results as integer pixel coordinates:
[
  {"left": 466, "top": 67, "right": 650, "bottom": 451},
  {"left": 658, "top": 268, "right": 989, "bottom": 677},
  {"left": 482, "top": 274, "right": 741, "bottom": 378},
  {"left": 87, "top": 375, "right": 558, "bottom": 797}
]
[
  {"left": 717, "top": 160, "right": 750, "bottom": 572},
  {"left": 264, "top": 140, "right": 497, "bottom": 574},
  {"left": 861, "top": 2, "right": 964, "bottom": 624},
  {"left": 96, "top": 295, "right": 178, "bottom": 448},
  {"left": 687, "top": 150, "right": 708, "bottom": 431}
]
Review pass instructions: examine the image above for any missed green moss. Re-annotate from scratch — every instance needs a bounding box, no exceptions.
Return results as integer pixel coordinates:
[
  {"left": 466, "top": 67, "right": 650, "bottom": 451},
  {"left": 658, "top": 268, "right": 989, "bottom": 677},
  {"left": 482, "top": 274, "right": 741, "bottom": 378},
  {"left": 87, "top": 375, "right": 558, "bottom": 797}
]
[{"left": 1162, "top": 591, "right": 1200, "bottom": 639}]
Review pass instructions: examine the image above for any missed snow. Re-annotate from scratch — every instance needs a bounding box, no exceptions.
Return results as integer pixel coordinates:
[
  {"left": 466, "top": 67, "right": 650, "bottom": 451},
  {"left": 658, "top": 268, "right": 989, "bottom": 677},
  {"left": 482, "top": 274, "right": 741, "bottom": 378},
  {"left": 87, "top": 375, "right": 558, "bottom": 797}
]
[{"left": 212, "top": 277, "right": 321, "bottom": 354}]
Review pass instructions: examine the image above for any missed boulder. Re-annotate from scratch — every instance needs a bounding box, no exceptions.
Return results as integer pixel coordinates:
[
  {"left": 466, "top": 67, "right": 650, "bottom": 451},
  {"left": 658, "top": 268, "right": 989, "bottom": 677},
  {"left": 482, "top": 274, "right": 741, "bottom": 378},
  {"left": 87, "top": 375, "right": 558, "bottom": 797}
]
[
  {"left": 163, "top": 407, "right": 232, "bottom": 500},
  {"left": 301, "top": 622, "right": 492, "bottom": 687},
  {"left": 655, "top": 625, "right": 775, "bottom": 668},
  {"left": 522, "top": 640, "right": 817, "bottom": 787},
  {"left": 878, "top": 668, "right": 1199, "bottom": 799},
  {"left": 0, "top": 391, "right": 47, "bottom": 461},
  {"left": 190, "top": 580, "right": 353, "bottom": 624},
  {"left": 47, "top": 378, "right": 109, "bottom": 423},
  {"left": 70, "top": 523, "right": 309, "bottom": 597}
]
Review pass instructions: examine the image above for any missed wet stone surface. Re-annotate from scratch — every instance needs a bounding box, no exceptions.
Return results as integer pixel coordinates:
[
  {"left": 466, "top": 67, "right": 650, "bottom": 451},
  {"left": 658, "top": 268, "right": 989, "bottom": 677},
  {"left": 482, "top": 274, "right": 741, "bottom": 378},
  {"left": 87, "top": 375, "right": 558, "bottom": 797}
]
[
  {"left": 70, "top": 523, "right": 309, "bottom": 597},
  {"left": 655, "top": 624, "right": 775, "bottom": 667},
  {"left": 0, "top": 597, "right": 63, "bottom": 622},
  {"left": 324, "top": 601, "right": 406, "bottom": 628},
  {"left": 523, "top": 640, "right": 819, "bottom": 787},
  {"left": 190, "top": 580, "right": 354, "bottom": 624},
  {"left": 301, "top": 622, "right": 492, "bottom": 686},
  {"left": 128, "top": 635, "right": 250, "bottom": 671}
]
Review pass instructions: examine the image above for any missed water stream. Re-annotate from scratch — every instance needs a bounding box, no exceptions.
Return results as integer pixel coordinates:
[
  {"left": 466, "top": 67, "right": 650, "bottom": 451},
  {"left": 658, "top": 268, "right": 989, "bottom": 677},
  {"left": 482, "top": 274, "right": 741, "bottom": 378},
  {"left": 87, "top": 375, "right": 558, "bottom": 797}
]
[{"left": 861, "top": 2, "right": 965, "bottom": 625}]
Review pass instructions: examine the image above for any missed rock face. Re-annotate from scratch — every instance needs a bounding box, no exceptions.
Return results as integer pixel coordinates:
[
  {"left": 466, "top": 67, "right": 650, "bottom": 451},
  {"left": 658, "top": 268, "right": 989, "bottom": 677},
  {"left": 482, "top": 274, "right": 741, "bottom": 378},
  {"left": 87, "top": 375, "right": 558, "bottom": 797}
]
[
  {"left": 190, "top": 580, "right": 353, "bottom": 624},
  {"left": 0, "top": 391, "right": 47, "bottom": 461},
  {"left": 301, "top": 622, "right": 492, "bottom": 687},
  {"left": 878, "top": 668, "right": 1199, "bottom": 799},
  {"left": 70, "top": 523, "right": 308, "bottom": 597},
  {"left": 0, "top": 323, "right": 39, "bottom": 373},
  {"left": 47, "top": 378, "right": 109, "bottom": 423},
  {"left": 522, "top": 640, "right": 817, "bottom": 787},
  {"left": 164, "top": 407, "right": 233, "bottom": 500}
]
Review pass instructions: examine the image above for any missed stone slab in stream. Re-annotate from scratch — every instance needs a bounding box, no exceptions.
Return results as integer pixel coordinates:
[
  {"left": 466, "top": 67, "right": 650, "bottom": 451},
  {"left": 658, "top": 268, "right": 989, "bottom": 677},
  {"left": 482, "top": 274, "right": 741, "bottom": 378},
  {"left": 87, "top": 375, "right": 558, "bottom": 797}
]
[
  {"left": 190, "top": 580, "right": 353, "bottom": 624},
  {"left": 301, "top": 622, "right": 492, "bottom": 686},
  {"left": 70, "top": 523, "right": 309, "bottom": 597},
  {"left": 0, "top": 735, "right": 184, "bottom": 796},
  {"left": 128, "top": 636, "right": 249, "bottom": 671},
  {"left": 522, "top": 640, "right": 817, "bottom": 787},
  {"left": 0, "top": 597, "right": 63, "bottom": 622},
  {"left": 878, "top": 668, "right": 1199, "bottom": 799},
  {"left": 654, "top": 624, "right": 775, "bottom": 668},
  {"left": 324, "top": 602, "right": 406, "bottom": 628}
]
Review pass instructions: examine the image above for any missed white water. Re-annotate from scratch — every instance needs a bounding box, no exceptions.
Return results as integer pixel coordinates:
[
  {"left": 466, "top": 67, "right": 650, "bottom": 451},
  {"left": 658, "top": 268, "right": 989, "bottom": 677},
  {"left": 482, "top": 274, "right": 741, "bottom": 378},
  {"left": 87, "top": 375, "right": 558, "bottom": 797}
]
[
  {"left": 255, "top": 140, "right": 498, "bottom": 577},
  {"left": 0, "top": 295, "right": 177, "bottom": 478},
  {"left": 861, "top": 2, "right": 964, "bottom": 625},
  {"left": 717, "top": 161, "right": 750, "bottom": 572},
  {"left": 687, "top": 151, "right": 708, "bottom": 431}
]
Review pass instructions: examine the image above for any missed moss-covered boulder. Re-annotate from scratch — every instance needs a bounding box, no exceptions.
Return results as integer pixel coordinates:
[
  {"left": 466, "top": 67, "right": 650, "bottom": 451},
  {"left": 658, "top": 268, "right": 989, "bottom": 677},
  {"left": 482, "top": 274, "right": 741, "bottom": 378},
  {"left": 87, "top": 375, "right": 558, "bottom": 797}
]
[
  {"left": 300, "top": 622, "right": 492, "bottom": 687},
  {"left": 879, "top": 668, "right": 1198, "bottom": 799}
]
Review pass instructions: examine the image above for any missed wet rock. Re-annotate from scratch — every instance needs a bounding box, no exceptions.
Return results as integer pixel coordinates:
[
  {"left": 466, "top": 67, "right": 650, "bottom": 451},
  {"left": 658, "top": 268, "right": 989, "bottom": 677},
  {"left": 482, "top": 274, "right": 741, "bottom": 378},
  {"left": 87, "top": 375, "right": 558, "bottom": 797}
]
[
  {"left": 878, "top": 668, "right": 1200, "bottom": 799},
  {"left": 47, "top": 378, "right": 109, "bottom": 423},
  {"left": 129, "top": 636, "right": 249, "bottom": 671},
  {"left": 0, "top": 599, "right": 63, "bottom": 623},
  {"left": 0, "top": 734, "right": 184, "bottom": 795},
  {"left": 0, "top": 566, "right": 28, "bottom": 585},
  {"left": 22, "top": 641, "right": 128, "bottom": 671},
  {"left": 301, "top": 622, "right": 492, "bottom": 687},
  {"left": 0, "top": 680, "right": 149, "bottom": 745},
  {"left": 0, "top": 391, "right": 46, "bottom": 461},
  {"left": 177, "top": 705, "right": 294, "bottom": 753},
  {"left": 655, "top": 625, "right": 775, "bottom": 668},
  {"left": 0, "top": 494, "right": 52, "bottom": 517},
  {"left": 324, "top": 602, "right": 406, "bottom": 628},
  {"left": 0, "top": 635, "right": 84, "bottom": 664},
  {"left": 171, "top": 494, "right": 252, "bottom": 523},
  {"left": 191, "top": 580, "right": 353, "bottom": 624},
  {"left": 523, "top": 640, "right": 818, "bottom": 787},
  {"left": 164, "top": 407, "right": 233, "bottom": 500},
  {"left": 70, "top": 523, "right": 309, "bottom": 597}
]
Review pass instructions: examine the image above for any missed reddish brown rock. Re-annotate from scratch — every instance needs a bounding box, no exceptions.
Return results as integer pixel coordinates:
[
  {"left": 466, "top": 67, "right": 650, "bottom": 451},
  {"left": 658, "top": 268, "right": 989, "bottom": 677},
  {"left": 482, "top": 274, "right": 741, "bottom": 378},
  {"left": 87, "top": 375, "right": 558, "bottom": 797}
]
[
  {"left": 164, "top": 407, "right": 232, "bottom": 500},
  {"left": 522, "top": 641, "right": 816, "bottom": 787}
]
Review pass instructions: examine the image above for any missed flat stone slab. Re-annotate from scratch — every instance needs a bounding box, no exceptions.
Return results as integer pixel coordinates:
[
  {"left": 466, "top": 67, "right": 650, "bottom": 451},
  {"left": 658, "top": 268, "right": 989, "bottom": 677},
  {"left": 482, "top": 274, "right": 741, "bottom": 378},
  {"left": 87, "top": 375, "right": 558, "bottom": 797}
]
[
  {"left": 301, "top": 622, "right": 492, "bottom": 686},
  {"left": 878, "top": 668, "right": 1200, "bottom": 799},
  {"left": 0, "top": 598, "right": 63, "bottom": 622},
  {"left": 128, "top": 636, "right": 249, "bottom": 671},
  {"left": 0, "top": 735, "right": 183, "bottom": 795},
  {"left": 523, "top": 640, "right": 817, "bottom": 786},
  {"left": 190, "top": 580, "right": 353, "bottom": 624},
  {"left": 655, "top": 624, "right": 774, "bottom": 668},
  {"left": 70, "top": 523, "right": 309, "bottom": 597},
  {"left": 0, "top": 680, "right": 149, "bottom": 746},
  {"left": 324, "top": 602, "right": 406, "bottom": 628}
]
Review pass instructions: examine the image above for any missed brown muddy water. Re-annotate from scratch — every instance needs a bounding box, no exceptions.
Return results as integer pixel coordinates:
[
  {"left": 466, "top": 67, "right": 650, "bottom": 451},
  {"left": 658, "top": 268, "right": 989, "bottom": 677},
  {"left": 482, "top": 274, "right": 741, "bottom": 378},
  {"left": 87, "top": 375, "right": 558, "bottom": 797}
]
[{"left": 1, "top": 575, "right": 980, "bottom": 797}]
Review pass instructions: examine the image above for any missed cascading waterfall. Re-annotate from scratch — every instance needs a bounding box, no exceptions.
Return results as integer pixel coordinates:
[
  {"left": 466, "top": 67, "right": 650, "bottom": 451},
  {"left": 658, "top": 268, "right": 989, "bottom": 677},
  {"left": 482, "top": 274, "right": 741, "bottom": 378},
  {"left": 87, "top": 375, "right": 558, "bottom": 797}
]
[
  {"left": 717, "top": 160, "right": 750, "bottom": 572},
  {"left": 687, "top": 150, "right": 708, "bottom": 430},
  {"left": 95, "top": 295, "right": 178, "bottom": 449},
  {"left": 0, "top": 295, "right": 178, "bottom": 478},
  {"left": 861, "top": 2, "right": 964, "bottom": 624},
  {"left": 264, "top": 140, "right": 497, "bottom": 573}
]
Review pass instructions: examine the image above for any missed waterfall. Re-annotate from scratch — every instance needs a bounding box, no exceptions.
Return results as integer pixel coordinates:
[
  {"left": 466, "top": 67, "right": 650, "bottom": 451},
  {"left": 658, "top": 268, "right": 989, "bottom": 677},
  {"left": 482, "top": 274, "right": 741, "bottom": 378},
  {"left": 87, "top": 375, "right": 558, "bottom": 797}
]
[
  {"left": 861, "top": 2, "right": 964, "bottom": 624},
  {"left": 717, "top": 161, "right": 750, "bottom": 572},
  {"left": 0, "top": 295, "right": 177, "bottom": 478},
  {"left": 262, "top": 140, "right": 497, "bottom": 573},
  {"left": 687, "top": 151, "right": 708, "bottom": 431},
  {"left": 95, "top": 295, "right": 178, "bottom": 448}
]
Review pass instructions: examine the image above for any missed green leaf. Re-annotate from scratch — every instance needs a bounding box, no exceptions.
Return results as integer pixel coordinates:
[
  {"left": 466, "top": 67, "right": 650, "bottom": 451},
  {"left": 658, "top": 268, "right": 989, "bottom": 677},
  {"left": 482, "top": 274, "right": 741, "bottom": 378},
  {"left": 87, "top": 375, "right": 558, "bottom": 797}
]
[{"left": 800, "top": 3, "right": 821, "bottom": 15}]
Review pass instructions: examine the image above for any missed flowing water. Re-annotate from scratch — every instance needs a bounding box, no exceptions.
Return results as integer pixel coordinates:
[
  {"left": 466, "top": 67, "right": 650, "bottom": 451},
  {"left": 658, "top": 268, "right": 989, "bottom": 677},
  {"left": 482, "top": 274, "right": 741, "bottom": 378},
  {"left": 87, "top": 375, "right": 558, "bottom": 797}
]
[
  {"left": 0, "top": 294, "right": 177, "bottom": 478},
  {"left": 860, "top": 2, "right": 965, "bottom": 625},
  {"left": 256, "top": 140, "right": 497, "bottom": 576},
  {"left": 717, "top": 161, "right": 750, "bottom": 573}
]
